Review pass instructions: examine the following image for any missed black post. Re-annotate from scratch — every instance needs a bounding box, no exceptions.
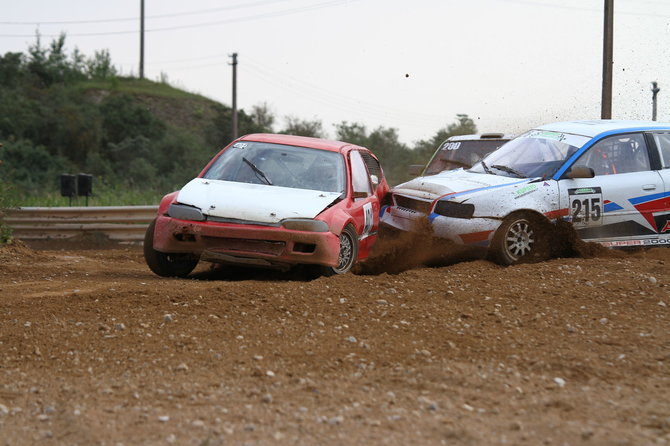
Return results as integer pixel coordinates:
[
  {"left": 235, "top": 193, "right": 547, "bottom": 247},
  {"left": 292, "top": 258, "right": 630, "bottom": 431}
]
[
  {"left": 601, "top": 0, "right": 614, "bottom": 119},
  {"left": 140, "top": 0, "right": 145, "bottom": 79},
  {"left": 231, "top": 53, "right": 238, "bottom": 140},
  {"left": 652, "top": 81, "right": 660, "bottom": 121}
]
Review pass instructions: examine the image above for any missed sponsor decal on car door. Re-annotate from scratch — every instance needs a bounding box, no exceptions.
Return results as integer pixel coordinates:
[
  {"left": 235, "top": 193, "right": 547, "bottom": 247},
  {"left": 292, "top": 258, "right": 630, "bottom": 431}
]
[{"left": 349, "top": 151, "right": 380, "bottom": 256}]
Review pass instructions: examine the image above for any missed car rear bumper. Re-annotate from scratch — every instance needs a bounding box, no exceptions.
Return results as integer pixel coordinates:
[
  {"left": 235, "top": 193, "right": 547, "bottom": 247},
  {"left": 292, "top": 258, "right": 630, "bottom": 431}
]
[{"left": 152, "top": 215, "right": 341, "bottom": 269}]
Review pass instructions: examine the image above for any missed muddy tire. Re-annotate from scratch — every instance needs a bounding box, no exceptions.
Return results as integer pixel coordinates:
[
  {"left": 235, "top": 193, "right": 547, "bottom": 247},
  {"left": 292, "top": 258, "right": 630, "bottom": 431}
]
[
  {"left": 489, "top": 213, "right": 550, "bottom": 266},
  {"left": 321, "top": 224, "right": 359, "bottom": 276},
  {"left": 144, "top": 219, "right": 199, "bottom": 277}
]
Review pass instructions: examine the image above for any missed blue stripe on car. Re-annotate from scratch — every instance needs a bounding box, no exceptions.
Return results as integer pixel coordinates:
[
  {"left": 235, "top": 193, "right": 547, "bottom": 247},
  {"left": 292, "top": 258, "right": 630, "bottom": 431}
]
[
  {"left": 603, "top": 201, "right": 623, "bottom": 212},
  {"left": 628, "top": 191, "right": 670, "bottom": 205},
  {"left": 435, "top": 178, "right": 530, "bottom": 202}
]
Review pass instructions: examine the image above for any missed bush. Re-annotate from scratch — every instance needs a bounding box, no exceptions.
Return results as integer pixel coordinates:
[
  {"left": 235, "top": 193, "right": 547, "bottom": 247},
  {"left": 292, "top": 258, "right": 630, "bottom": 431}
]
[
  {"left": 0, "top": 177, "right": 13, "bottom": 244},
  {"left": 100, "top": 93, "right": 165, "bottom": 144},
  {"left": 0, "top": 139, "right": 70, "bottom": 193}
]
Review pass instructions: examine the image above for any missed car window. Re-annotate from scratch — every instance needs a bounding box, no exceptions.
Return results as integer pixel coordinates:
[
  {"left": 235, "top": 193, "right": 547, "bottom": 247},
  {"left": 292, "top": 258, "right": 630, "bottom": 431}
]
[
  {"left": 575, "top": 133, "right": 650, "bottom": 176},
  {"left": 425, "top": 139, "right": 507, "bottom": 175},
  {"left": 469, "top": 130, "right": 585, "bottom": 179},
  {"left": 360, "top": 151, "right": 383, "bottom": 180},
  {"left": 651, "top": 132, "right": 670, "bottom": 168},
  {"left": 350, "top": 150, "right": 372, "bottom": 198},
  {"left": 203, "top": 142, "right": 346, "bottom": 193}
]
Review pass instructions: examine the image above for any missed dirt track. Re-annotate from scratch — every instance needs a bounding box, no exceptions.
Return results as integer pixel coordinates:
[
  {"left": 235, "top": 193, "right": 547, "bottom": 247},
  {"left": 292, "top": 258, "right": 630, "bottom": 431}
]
[{"left": 0, "top": 239, "right": 669, "bottom": 445}]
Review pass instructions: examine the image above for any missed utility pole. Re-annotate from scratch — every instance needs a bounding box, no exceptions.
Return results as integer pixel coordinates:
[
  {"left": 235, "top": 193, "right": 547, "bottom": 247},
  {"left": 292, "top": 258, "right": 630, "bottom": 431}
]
[
  {"left": 601, "top": 0, "right": 614, "bottom": 119},
  {"left": 230, "top": 53, "right": 238, "bottom": 140},
  {"left": 140, "top": 0, "right": 145, "bottom": 79},
  {"left": 652, "top": 81, "right": 660, "bottom": 121}
]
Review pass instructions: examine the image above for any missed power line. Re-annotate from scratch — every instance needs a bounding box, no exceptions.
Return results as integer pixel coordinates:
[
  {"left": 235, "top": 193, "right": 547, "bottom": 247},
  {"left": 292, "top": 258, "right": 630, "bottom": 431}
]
[
  {"left": 240, "top": 59, "right": 447, "bottom": 130},
  {"left": 0, "top": 0, "right": 356, "bottom": 38},
  {"left": 0, "top": 0, "right": 296, "bottom": 25}
]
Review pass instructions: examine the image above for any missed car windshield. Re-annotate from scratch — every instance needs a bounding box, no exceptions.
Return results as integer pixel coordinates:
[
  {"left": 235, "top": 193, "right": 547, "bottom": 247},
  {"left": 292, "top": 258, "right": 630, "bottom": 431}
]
[
  {"left": 468, "top": 130, "right": 590, "bottom": 178},
  {"left": 203, "top": 141, "right": 346, "bottom": 193},
  {"left": 425, "top": 139, "right": 508, "bottom": 175}
]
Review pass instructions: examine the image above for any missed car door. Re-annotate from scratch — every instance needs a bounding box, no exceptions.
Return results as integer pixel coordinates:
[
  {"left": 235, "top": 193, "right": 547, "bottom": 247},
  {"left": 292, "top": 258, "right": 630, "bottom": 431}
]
[
  {"left": 348, "top": 150, "right": 380, "bottom": 257},
  {"left": 646, "top": 131, "right": 670, "bottom": 241},
  {"left": 558, "top": 132, "right": 667, "bottom": 245}
]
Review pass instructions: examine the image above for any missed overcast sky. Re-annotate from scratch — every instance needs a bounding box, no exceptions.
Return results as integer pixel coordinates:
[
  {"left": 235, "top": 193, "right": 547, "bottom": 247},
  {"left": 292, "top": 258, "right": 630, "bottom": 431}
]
[{"left": 2, "top": 0, "right": 669, "bottom": 144}]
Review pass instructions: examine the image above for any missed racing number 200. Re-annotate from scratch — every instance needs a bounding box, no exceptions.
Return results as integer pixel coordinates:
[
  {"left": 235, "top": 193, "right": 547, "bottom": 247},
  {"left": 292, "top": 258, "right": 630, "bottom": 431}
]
[{"left": 571, "top": 197, "right": 601, "bottom": 223}]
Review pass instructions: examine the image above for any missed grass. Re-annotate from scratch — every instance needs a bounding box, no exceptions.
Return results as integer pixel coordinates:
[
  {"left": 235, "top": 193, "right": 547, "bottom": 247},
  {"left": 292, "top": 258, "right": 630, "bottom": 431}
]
[
  {"left": 7, "top": 185, "right": 166, "bottom": 208},
  {"left": 75, "top": 77, "right": 211, "bottom": 102}
]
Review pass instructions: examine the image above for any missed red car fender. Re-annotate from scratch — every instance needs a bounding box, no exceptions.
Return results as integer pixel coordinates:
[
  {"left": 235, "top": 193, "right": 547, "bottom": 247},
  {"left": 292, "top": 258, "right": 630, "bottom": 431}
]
[
  {"left": 317, "top": 207, "right": 356, "bottom": 238},
  {"left": 158, "top": 191, "right": 179, "bottom": 216}
]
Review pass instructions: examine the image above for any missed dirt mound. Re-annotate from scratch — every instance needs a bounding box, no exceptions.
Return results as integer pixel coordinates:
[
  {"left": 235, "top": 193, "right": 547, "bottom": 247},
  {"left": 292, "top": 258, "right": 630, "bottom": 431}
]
[{"left": 0, "top": 239, "right": 38, "bottom": 263}]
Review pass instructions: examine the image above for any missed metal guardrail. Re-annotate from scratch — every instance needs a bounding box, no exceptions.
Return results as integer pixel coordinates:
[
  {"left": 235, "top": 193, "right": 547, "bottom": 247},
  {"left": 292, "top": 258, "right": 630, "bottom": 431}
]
[{"left": 4, "top": 206, "right": 159, "bottom": 241}]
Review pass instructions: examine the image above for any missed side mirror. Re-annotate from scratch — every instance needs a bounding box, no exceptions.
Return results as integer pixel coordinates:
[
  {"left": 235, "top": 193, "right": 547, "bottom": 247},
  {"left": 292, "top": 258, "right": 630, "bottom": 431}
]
[
  {"left": 567, "top": 165, "right": 595, "bottom": 179},
  {"left": 408, "top": 164, "right": 424, "bottom": 176},
  {"left": 370, "top": 174, "right": 379, "bottom": 188}
]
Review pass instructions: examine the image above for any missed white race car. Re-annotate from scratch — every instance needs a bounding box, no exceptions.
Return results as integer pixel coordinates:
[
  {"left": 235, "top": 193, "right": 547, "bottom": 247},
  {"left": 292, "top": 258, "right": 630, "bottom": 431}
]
[{"left": 381, "top": 120, "right": 670, "bottom": 264}]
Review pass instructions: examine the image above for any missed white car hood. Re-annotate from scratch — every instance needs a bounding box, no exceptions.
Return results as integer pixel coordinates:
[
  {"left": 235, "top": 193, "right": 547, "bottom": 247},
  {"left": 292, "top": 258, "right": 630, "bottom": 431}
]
[
  {"left": 393, "top": 169, "right": 529, "bottom": 200},
  {"left": 177, "top": 178, "right": 341, "bottom": 223}
]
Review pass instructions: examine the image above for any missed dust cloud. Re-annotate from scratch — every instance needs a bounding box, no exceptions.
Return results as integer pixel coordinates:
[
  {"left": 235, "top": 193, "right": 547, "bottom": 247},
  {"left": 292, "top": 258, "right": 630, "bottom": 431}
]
[{"left": 358, "top": 218, "right": 616, "bottom": 275}]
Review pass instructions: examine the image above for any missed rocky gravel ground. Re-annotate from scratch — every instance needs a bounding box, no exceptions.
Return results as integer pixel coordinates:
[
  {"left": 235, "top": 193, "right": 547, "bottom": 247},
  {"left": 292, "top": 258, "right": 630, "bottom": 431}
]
[{"left": 0, "top": 240, "right": 669, "bottom": 445}]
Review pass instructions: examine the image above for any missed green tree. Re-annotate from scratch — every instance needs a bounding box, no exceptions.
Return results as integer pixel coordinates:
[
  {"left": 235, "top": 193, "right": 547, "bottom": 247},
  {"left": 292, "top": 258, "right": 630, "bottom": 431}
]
[
  {"left": 334, "top": 121, "right": 413, "bottom": 186},
  {"left": 280, "top": 116, "right": 325, "bottom": 138},
  {"left": 412, "top": 114, "right": 478, "bottom": 163},
  {"left": 249, "top": 102, "right": 275, "bottom": 133},
  {"left": 100, "top": 93, "right": 165, "bottom": 145},
  {"left": 0, "top": 139, "right": 70, "bottom": 191},
  {"left": 86, "top": 49, "right": 117, "bottom": 79},
  {"left": 0, "top": 52, "right": 25, "bottom": 87}
]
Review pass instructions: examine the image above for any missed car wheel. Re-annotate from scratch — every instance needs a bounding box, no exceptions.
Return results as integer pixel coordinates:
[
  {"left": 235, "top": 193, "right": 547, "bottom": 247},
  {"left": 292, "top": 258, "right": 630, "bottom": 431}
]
[
  {"left": 144, "top": 219, "right": 199, "bottom": 277},
  {"left": 490, "top": 213, "right": 549, "bottom": 266},
  {"left": 322, "top": 224, "right": 359, "bottom": 276}
]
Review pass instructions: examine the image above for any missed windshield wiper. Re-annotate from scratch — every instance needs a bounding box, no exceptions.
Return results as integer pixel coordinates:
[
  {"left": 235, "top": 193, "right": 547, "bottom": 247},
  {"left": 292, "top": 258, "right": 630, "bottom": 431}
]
[
  {"left": 491, "top": 164, "right": 526, "bottom": 178},
  {"left": 480, "top": 160, "right": 494, "bottom": 175},
  {"left": 242, "top": 157, "right": 273, "bottom": 185}
]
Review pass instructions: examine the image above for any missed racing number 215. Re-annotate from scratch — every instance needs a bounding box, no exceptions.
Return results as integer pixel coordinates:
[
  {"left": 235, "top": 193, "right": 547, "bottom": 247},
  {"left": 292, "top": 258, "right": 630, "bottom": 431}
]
[{"left": 571, "top": 197, "right": 601, "bottom": 223}]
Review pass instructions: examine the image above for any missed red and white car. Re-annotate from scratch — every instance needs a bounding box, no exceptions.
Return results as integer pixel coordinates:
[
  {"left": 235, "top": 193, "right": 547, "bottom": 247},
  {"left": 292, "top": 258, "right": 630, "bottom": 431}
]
[{"left": 144, "top": 134, "right": 389, "bottom": 277}]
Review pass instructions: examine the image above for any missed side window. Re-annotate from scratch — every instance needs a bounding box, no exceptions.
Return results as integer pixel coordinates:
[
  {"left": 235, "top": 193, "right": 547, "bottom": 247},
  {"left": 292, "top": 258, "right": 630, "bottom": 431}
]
[
  {"left": 651, "top": 132, "right": 670, "bottom": 168},
  {"left": 360, "top": 151, "right": 383, "bottom": 181},
  {"left": 350, "top": 150, "right": 372, "bottom": 198},
  {"left": 575, "top": 133, "right": 650, "bottom": 176}
]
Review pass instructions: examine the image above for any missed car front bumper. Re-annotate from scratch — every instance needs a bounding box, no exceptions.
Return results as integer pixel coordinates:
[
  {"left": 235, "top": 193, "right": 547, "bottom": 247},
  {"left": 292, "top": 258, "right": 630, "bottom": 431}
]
[
  {"left": 152, "top": 215, "right": 341, "bottom": 269},
  {"left": 380, "top": 206, "right": 501, "bottom": 247}
]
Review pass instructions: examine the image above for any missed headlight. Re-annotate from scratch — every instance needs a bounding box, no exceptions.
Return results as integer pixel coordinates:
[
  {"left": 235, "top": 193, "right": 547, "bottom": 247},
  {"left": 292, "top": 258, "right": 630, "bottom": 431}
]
[
  {"left": 433, "top": 201, "right": 474, "bottom": 219},
  {"left": 168, "top": 204, "right": 205, "bottom": 221},
  {"left": 281, "top": 219, "right": 329, "bottom": 232}
]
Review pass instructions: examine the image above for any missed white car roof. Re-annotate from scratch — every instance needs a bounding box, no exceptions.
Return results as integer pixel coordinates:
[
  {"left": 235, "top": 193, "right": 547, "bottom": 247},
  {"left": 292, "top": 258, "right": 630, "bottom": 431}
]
[
  {"left": 536, "top": 120, "right": 670, "bottom": 138},
  {"left": 448, "top": 133, "right": 515, "bottom": 141}
]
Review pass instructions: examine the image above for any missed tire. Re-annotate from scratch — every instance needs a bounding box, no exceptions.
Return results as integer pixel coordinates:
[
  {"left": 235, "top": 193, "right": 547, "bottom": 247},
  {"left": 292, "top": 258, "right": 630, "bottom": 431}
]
[
  {"left": 143, "top": 219, "right": 199, "bottom": 277},
  {"left": 322, "top": 224, "right": 359, "bottom": 276},
  {"left": 489, "top": 213, "right": 549, "bottom": 266}
]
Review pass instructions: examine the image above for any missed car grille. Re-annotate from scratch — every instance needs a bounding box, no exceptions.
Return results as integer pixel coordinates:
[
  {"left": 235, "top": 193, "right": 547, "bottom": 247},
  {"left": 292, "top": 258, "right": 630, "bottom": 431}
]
[
  {"left": 203, "top": 237, "right": 286, "bottom": 256},
  {"left": 394, "top": 195, "right": 433, "bottom": 214}
]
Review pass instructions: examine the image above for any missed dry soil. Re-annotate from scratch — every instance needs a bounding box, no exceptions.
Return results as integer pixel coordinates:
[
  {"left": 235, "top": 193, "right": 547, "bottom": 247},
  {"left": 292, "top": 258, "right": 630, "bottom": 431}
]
[{"left": 0, "top": 237, "right": 669, "bottom": 445}]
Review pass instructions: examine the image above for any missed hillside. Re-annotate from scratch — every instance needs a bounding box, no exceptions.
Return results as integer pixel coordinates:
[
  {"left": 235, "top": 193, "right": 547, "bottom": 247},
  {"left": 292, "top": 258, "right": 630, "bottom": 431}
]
[{"left": 0, "top": 37, "right": 476, "bottom": 211}]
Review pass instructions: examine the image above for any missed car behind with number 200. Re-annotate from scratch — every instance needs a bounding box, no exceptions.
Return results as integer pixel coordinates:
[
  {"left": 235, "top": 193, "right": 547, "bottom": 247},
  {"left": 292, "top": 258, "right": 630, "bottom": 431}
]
[
  {"left": 144, "top": 134, "right": 389, "bottom": 277},
  {"left": 381, "top": 120, "right": 670, "bottom": 265}
]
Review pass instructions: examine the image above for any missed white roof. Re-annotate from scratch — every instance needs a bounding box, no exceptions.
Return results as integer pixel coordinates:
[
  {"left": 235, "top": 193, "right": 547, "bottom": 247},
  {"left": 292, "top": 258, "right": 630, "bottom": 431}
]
[
  {"left": 536, "top": 120, "right": 670, "bottom": 138},
  {"left": 448, "top": 133, "right": 515, "bottom": 141}
]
